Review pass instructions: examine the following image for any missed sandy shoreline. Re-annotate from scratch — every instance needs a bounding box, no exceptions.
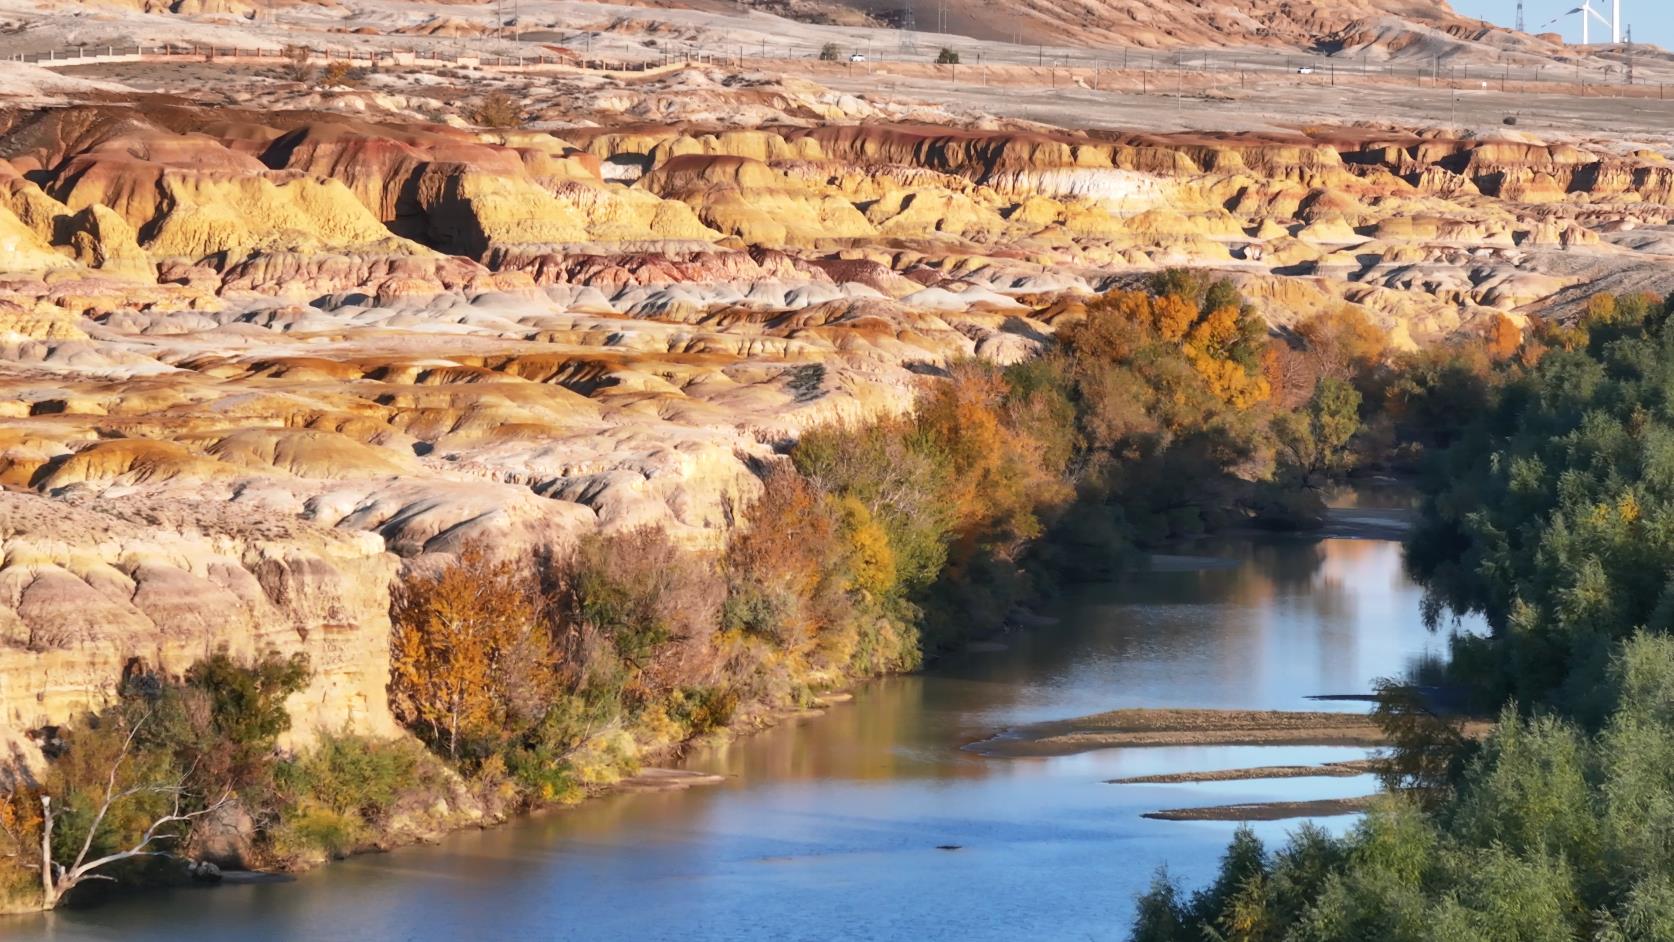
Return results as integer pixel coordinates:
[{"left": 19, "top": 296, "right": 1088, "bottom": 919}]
[
  {"left": 968, "top": 708, "right": 1398, "bottom": 757},
  {"left": 1142, "top": 796, "right": 1377, "bottom": 822},
  {"left": 1106, "top": 758, "right": 1382, "bottom": 784}
]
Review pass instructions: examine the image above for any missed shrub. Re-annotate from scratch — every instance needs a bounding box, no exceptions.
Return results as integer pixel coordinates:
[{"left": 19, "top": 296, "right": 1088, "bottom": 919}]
[
  {"left": 282, "top": 44, "right": 313, "bottom": 82},
  {"left": 665, "top": 686, "right": 738, "bottom": 737},
  {"left": 470, "top": 90, "right": 522, "bottom": 129},
  {"left": 276, "top": 734, "right": 423, "bottom": 824},
  {"left": 552, "top": 528, "right": 723, "bottom": 690},
  {"left": 819, "top": 42, "right": 841, "bottom": 62},
  {"left": 936, "top": 47, "right": 959, "bottom": 65},
  {"left": 321, "top": 60, "right": 356, "bottom": 87},
  {"left": 175, "top": 651, "right": 310, "bottom": 796},
  {"left": 270, "top": 804, "right": 363, "bottom": 861}
]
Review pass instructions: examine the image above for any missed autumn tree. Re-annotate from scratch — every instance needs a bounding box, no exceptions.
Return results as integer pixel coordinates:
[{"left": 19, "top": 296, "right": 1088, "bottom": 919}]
[
  {"left": 552, "top": 528, "right": 723, "bottom": 692},
  {"left": 723, "top": 466, "right": 846, "bottom": 651},
  {"left": 915, "top": 361, "right": 1068, "bottom": 557},
  {"left": 391, "top": 544, "right": 551, "bottom": 763},
  {"left": 1484, "top": 312, "right": 1523, "bottom": 362}
]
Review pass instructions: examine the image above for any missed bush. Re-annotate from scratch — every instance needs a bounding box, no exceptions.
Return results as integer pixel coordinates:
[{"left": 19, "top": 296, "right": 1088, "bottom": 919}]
[
  {"left": 270, "top": 804, "right": 363, "bottom": 861},
  {"left": 282, "top": 44, "right": 313, "bottom": 82},
  {"left": 470, "top": 90, "right": 522, "bottom": 129},
  {"left": 321, "top": 60, "right": 356, "bottom": 87},
  {"left": 553, "top": 528, "right": 723, "bottom": 690},
  {"left": 936, "top": 47, "right": 959, "bottom": 65},
  {"left": 276, "top": 734, "right": 423, "bottom": 823},
  {"left": 819, "top": 42, "right": 841, "bottom": 62}
]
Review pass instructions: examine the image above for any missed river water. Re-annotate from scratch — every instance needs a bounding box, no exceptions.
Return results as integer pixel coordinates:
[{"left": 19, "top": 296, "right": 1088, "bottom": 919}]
[{"left": 29, "top": 514, "right": 1481, "bottom": 942}]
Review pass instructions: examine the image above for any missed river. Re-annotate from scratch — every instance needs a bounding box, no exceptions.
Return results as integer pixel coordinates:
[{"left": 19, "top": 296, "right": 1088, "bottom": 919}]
[{"left": 29, "top": 507, "right": 1482, "bottom": 941}]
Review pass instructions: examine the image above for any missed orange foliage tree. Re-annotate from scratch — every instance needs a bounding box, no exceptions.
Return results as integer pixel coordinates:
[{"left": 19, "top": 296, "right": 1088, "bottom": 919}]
[
  {"left": 1485, "top": 312, "right": 1523, "bottom": 362},
  {"left": 723, "top": 466, "right": 846, "bottom": 652},
  {"left": 914, "top": 361, "right": 1069, "bottom": 557},
  {"left": 390, "top": 544, "right": 552, "bottom": 763}
]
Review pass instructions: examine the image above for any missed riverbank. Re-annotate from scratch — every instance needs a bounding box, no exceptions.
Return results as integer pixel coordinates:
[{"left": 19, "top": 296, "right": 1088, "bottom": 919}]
[{"left": 23, "top": 523, "right": 1481, "bottom": 941}]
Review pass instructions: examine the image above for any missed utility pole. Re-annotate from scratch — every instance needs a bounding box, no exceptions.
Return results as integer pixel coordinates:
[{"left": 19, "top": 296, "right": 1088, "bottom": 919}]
[{"left": 1626, "top": 24, "right": 1634, "bottom": 85}]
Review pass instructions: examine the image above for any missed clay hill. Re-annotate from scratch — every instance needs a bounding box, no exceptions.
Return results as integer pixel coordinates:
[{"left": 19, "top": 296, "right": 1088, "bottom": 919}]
[{"left": 810, "top": 0, "right": 1551, "bottom": 59}]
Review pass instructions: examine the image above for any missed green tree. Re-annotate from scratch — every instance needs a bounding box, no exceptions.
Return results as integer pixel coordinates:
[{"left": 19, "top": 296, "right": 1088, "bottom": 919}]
[{"left": 1273, "top": 376, "right": 1361, "bottom": 486}]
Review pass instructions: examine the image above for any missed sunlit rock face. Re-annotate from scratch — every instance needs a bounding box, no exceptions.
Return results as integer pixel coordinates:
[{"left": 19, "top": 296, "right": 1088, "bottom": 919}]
[{"left": 1, "top": 89, "right": 1669, "bottom": 743}]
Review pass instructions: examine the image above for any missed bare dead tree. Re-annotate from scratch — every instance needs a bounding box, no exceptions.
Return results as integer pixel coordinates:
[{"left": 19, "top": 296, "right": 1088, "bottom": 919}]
[{"left": 18, "top": 712, "right": 230, "bottom": 910}]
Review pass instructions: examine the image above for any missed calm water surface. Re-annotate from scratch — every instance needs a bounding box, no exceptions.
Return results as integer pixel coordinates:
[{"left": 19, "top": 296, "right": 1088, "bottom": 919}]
[{"left": 25, "top": 524, "right": 1483, "bottom": 942}]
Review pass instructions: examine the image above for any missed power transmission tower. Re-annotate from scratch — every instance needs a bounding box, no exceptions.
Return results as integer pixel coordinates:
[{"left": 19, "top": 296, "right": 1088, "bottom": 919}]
[
  {"left": 898, "top": 1, "right": 917, "bottom": 53},
  {"left": 936, "top": 0, "right": 948, "bottom": 32},
  {"left": 1515, "top": 0, "right": 1524, "bottom": 32}
]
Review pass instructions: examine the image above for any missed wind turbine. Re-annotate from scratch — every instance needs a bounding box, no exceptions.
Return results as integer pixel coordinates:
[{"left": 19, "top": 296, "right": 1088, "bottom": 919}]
[{"left": 1544, "top": 0, "right": 1612, "bottom": 45}]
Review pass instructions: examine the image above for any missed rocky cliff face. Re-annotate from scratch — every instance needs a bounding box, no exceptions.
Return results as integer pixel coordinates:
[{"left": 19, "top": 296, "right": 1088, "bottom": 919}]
[{"left": 0, "top": 493, "right": 398, "bottom": 762}]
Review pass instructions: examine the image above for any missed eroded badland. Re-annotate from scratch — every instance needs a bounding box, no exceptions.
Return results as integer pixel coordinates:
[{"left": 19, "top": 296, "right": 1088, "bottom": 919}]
[{"left": 1, "top": 0, "right": 1671, "bottom": 758}]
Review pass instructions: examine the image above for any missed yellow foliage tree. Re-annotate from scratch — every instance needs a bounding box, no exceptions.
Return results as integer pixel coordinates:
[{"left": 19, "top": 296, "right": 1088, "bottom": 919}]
[
  {"left": 835, "top": 495, "right": 897, "bottom": 599},
  {"left": 390, "top": 544, "right": 550, "bottom": 761},
  {"left": 1485, "top": 312, "right": 1523, "bottom": 362},
  {"left": 1148, "top": 293, "right": 1199, "bottom": 342}
]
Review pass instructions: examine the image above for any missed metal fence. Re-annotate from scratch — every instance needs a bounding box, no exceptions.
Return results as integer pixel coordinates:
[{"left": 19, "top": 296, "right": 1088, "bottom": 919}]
[
  {"left": 7, "top": 43, "right": 729, "bottom": 73},
  {"left": 10, "top": 39, "right": 1667, "bottom": 100}
]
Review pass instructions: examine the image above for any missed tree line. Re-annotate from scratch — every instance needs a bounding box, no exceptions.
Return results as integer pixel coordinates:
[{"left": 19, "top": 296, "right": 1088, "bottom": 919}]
[{"left": 1134, "top": 292, "right": 1674, "bottom": 941}]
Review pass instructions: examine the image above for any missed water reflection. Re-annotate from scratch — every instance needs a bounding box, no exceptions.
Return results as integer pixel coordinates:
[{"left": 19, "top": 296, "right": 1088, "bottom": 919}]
[{"left": 32, "top": 535, "right": 1482, "bottom": 942}]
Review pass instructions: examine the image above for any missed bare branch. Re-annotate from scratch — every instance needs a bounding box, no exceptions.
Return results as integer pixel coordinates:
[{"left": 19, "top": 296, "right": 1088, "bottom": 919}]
[
  {"left": 70, "top": 708, "right": 154, "bottom": 877},
  {"left": 65, "top": 792, "right": 231, "bottom": 884}
]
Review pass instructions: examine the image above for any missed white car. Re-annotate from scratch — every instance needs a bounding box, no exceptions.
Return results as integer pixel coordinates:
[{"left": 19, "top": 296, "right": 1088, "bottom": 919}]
[
  {"left": 849, "top": 53, "right": 866, "bottom": 62},
  {"left": 1297, "top": 66, "right": 1316, "bottom": 74}
]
